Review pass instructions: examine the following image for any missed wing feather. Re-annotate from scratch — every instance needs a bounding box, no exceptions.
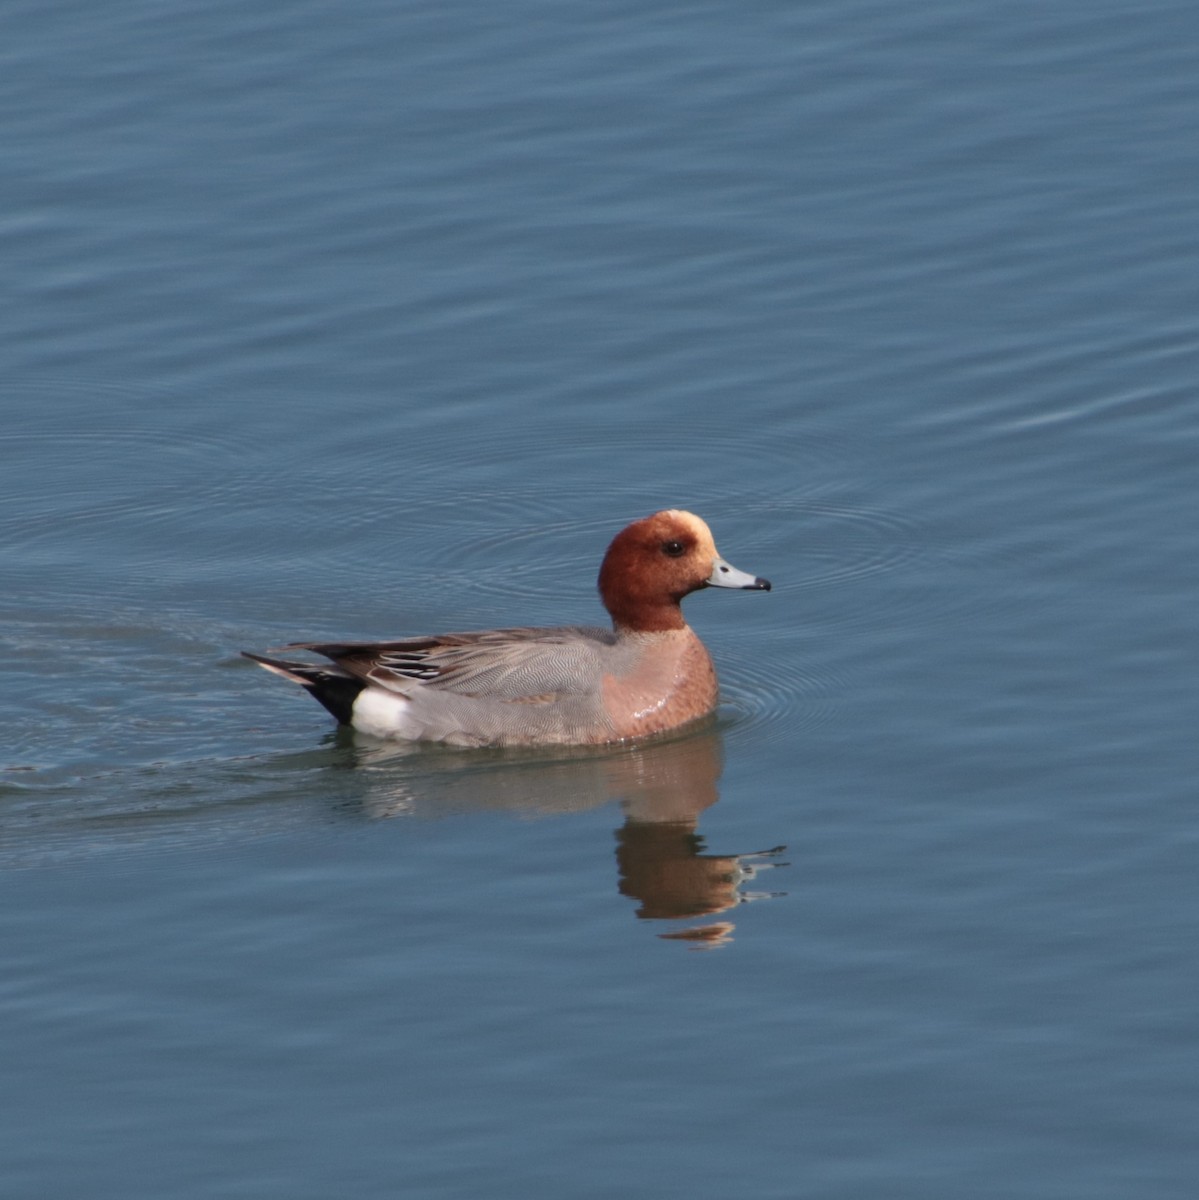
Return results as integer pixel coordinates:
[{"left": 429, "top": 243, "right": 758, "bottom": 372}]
[{"left": 289, "top": 626, "right": 616, "bottom": 701}]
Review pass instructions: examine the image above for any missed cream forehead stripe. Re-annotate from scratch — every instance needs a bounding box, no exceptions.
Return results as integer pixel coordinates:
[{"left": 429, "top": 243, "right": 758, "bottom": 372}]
[{"left": 660, "top": 509, "right": 717, "bottom": 553}]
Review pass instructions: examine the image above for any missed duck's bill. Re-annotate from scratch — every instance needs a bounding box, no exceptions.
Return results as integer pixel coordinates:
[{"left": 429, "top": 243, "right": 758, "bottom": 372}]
[{"left": 707, "top": 556, "right": 772, "bottom": 591}]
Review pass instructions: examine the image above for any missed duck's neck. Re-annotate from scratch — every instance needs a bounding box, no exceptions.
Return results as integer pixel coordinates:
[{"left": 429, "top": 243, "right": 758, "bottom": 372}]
[{"left": 608, "top": 600, "right": 688, "bottom": 634}]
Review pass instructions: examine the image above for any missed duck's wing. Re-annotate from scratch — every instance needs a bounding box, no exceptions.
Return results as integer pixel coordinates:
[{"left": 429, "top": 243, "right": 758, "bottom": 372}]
[{"left": 288, "top": 626, "right": 617, "bottom": 702}]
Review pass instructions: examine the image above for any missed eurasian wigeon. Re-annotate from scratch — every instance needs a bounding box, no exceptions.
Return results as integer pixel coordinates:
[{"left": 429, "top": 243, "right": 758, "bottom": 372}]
[{"left": 243, "top": 509, "right": 770, "bottom": 747}]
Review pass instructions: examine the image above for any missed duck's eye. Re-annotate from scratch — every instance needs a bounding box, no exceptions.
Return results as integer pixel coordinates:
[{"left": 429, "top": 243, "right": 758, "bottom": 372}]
[{"left": 662, "top": 540, "right": 686, "bottom": 557}]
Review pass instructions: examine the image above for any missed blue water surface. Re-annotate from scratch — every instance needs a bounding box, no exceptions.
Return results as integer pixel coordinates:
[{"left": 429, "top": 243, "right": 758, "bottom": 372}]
[{"left": 2, "top": 1, "right": 1198, "bottom": 1196}]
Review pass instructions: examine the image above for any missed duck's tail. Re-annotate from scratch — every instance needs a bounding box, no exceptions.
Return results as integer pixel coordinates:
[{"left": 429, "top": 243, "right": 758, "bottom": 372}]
[{"left": 242, "top": 650, "right": 365, "bottom": 725}]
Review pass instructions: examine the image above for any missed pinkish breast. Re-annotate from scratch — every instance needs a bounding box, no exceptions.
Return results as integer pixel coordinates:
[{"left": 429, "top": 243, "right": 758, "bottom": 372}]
[{"left": 600, "top": 628, "right": 719, "bottom": 740}]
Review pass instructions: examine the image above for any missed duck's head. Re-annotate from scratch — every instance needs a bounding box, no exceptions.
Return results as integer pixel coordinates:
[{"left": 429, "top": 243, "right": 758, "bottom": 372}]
[{"left": 597, "top": 509, "right": 770, "bottom": 632}]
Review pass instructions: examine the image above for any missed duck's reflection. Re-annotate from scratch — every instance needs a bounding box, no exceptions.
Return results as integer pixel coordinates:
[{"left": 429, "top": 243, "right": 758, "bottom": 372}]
[{"left": 341, "top": 724, "right": 786, "bottom": 944}]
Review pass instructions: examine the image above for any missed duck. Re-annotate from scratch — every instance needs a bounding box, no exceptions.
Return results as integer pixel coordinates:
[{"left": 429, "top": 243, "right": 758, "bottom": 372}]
[{"left": 243, "top": 509, "right": 770, "bottom": 747}]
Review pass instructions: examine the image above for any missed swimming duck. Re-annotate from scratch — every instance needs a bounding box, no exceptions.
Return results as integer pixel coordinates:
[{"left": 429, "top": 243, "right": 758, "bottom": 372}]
[{"left": 243, "top": 509, "right": 770, "bottom": 746}]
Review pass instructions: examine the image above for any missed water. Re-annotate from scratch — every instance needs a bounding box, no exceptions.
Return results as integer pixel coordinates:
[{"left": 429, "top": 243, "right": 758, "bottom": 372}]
[{"left": 3, "top": 0, "right": 1198, "bottom": 1195}]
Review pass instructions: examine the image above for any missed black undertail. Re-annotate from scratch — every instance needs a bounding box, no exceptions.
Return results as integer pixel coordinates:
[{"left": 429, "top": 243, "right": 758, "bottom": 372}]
[
  {"left": 242, "top": 651, "right": 366, "bottom": 726},
  {"left": 302, "top": 673, "right": 366, "bottom": 725}
]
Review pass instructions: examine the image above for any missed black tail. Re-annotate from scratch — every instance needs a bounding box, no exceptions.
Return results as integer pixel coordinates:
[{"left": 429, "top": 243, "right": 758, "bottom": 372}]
[{"left": 242, "top": 651, "right": 366, "bottom": 726}]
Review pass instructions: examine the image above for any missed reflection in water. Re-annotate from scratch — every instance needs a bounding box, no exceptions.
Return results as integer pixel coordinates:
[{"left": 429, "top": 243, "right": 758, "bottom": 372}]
[
  {"left": 616, "top": 823, "right": 785, "bottom": 922},
  {"left": 348, "top": 725, "right": 787, "bottom": 945}
]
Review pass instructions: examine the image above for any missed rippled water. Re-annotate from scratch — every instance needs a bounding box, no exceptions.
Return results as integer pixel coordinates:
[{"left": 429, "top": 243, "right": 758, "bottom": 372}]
[{"left": 4, "top": 0, "right": 1199, "bottom": 1196}]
